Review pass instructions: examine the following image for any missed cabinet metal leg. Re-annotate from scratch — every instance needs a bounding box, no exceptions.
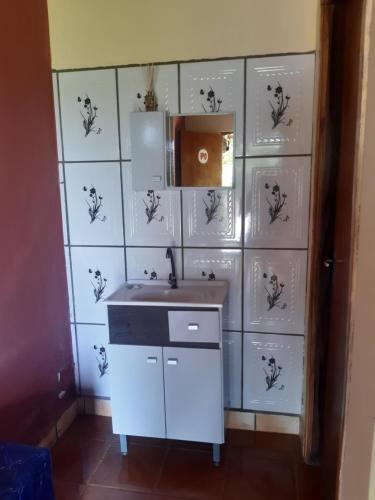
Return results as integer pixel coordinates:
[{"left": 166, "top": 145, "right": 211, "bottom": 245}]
[
  {"left": 120, "top": 434, "right": 128, "bottom": 455},
  {"left": 212, "top": 443, "right": 220, "bottom": 466}
]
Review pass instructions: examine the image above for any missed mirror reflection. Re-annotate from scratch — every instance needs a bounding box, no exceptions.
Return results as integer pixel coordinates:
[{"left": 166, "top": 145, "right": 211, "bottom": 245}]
[{"left": 168, "top": 113, "right": 234, "bottom": 188}]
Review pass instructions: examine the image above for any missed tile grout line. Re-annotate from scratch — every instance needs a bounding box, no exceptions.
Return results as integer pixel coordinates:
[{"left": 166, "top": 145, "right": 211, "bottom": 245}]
[
  {"left": 115, "top": 68, "right": 128, "bottom": 282},
  {"left": 53, "top": 50, "right": 316, "bottom": 73},
  {"left": 240, "top": 56, "right": 247, "bottom": 411},
  {"left": 56, "top": 72, "right": 82, "bottom": 396}
]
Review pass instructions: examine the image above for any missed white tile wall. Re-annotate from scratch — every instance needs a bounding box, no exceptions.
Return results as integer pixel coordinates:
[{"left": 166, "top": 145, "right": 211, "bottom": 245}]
[
  {"left": 122, "top": 162, "right": 181, "bottom": 246},
  {"left": 246, "top": 54, "right": 315, "bottom": 156},
  {"left": 180, "top": 59, "right": 245, "bottom": 156},
  {"left": 118, "top": 65, "right": 179, "bottom": 159},
  {"left": 59, "top": 69, "right": 119, "bottom": 161},
  {"left": 184, "top": 248, "right": 242, "bottom": 331},
  {"left": 70, "top": 247, "right": 125, "bottom": 324},
  {"left": 244, "top": 157, "right": 311, "bottom": 249},
  {"left": 243, "top": 333, "right": 304, "bottom": 414},
  {"left": 126, "top": 247, "right": 182, "bottom": 281},
  {"left": 182, "top": 160, "right": 243, "bottom": 247},
  {"left": 243, "top": 249, "right": 307, "bottom": 334},
  {"left": 54, "top": 54, "right": 315, "bottom": 417},
  {"left": 76, "top": 324, "right": 111, "bottom": 398},
  {"left": 65, "top": 162, "right": 124, "bottom": 246}
]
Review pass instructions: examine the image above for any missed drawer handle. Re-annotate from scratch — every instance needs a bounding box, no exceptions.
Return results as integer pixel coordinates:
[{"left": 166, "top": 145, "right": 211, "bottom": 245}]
[
  {"left": 147, "top": 357, "right": 158, "bottom": 364},
  {"left": 152, "top": 175, "right": 162, "bottom": 182},
  {"left": 167, "top": 358, "right": 178, "bottom": 365},
  {"left": 187, "top": 323, "right": 199, "bottom": 331}
]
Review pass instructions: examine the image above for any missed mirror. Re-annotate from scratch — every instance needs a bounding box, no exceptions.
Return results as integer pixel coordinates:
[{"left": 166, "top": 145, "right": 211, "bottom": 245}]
[{"left": 168, "top": 113, "right": 235, "bottom": 188}]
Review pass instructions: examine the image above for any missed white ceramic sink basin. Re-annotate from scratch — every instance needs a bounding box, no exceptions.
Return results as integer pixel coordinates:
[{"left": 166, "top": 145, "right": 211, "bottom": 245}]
[{"left": 105, "top": 280, "right": 228, "bottom": 308}]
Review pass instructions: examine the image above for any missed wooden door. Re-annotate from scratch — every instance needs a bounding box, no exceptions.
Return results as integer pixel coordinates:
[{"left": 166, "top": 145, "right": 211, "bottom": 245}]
[
  {"left": 180, "top": 130, "right": 222, "bottom": 187},
  {"left": 304, "top": 0, "right": 367, "bottom": 498}
]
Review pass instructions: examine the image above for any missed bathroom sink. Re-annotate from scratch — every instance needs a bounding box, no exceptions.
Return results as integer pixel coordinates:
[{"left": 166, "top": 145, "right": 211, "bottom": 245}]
[{"left": 105, "top": 280, "right": 228, "bottom": 308}]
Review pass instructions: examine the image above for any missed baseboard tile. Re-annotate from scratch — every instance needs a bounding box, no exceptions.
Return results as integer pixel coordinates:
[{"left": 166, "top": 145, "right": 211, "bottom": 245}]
[
  {"left": 57, "top": 400, "right": 78, "bottom": 437},
  {"left": 225, "top": 410, "right": 255, "bottom": 430},
  {"left": 38, "top": 425, "right": 57, "bottom": 449},
  {"left": 255, "top": 413, "right": 300, "bottom": 435},
  {"left": 38, "top": 400, "right": 78, "bottom": 448}
]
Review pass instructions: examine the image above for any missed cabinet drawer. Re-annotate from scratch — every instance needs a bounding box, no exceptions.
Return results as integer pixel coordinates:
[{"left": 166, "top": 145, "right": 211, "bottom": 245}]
[{"left": 168, "top": 311, "right": 220, "bottom": 343}]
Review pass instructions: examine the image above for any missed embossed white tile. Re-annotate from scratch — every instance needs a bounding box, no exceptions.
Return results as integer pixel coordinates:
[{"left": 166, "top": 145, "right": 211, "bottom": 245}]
[
  {"left": 243, "top": 333, "right": 303, "bottom": 414},
  {"left": 184, "top": 249, "right": 242, "bottom": 331},
  {"left": 70, "top": 324, "right": 80, "bottom": 390},
  {"left": 244, "top": 157, "right": 310, "bottom": 248},
  {"left": 244, "top": 250, "right": 307, "bottom": 334},
  {"left": 118, "top": 65, "right": 179, "bottom": 159},
  {"left": 76, "top": 324, "right": 110, "bottom": 398},
  {"left": 64, "top": 247, "right": 74, "bottom": 322},
  {"left": 180, "top": 59, "right": 244, "bottom": 156},
  {"left": 246, "top": 54, "right": 315, "bottom": 156},
  {"left": 182, "top": 160, "right": 242, "bottom": 247},
  {"left": 59, "top": 164, "right": 68, "bottom": 245},
  {"left": 122, "top": 162, "right": 181, "bottom": 246},
  {"left": 223, "top": 331, "right": 242, "bottom": 409},
  {"left": 52, "top": 73, "right": 63, "bottom": 161},
  {"left": 65, "top": 163, "right": 123, "bottom": 246},
  {"left": 59, "top": 69, "right": 119, "bottom": 161},
  {"left": 71, "top": 247, "right": 125, "bottom": 324},
  {"left": 126, "top": 247, "right": 182, "bottom": 281}
]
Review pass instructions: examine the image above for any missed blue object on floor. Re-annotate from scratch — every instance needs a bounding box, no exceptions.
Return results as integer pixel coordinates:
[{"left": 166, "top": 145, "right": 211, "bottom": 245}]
[{"left": 0, "top": 443, "right": 54, "bottom": 500}]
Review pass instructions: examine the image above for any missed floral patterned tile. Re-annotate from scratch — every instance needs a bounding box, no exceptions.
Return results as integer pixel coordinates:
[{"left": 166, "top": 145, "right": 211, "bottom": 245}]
[
  {"left": 182, "top": 159, "right": 243, "bottom": 247},
  {"left": 59, "top": 164, "right": 68, "bottom": 245},
  {"left": 126, "top": 247, "right": 182, "bottom": 281},
  {"left": 64, "top": 247, "right": 74, "bottom": 322},
  {"left": 65, "top": 163, "right": 124, "bottom": 246},
  {"left": 244, "top": 157, "right": 311, "bottom": 248},
  {"left": 183, "top": 248, "right": 242, "bottom": 331},
  {"left": 243, "top": 333, "right": 304, "bottom": 414},
  {"left": 180, "top": 59, "right": 244, "bottom": 156},
  {"left": 243, "top": 249, "right": 307, "bottom": 335},
  {"left": 59, "top": 69, "right": 119, "bottom": 161},
  {"left": 223, "top": 331, "right": 242, "bottom": 409},
  {"left": 246, "top": 54, "right": 315, "bottom": 156},
  {"left": 76, "top": 324, "right": 110, "bottom": 398},
  {"left": 70, "top": 247, "right": 125, "bottom": 324},
  {"left": 122, "top": 162, "right": 181, "bottom": 246},
  {"left": 118, "top": 64, "right": 179, "bottom": 159}
]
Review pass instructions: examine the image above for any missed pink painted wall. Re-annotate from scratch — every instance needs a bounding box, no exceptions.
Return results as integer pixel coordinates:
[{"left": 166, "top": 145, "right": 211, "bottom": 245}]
[{"left": 0, "top": 0, "right": 75, "bottom": 443}]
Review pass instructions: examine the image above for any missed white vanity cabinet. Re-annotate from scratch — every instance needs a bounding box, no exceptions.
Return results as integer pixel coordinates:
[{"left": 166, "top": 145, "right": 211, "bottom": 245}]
[
  {"left": 105, "top": 280, "right": 228, "bottom": 465},
  {"left": 108, "top": 345, "right": 165, "bottom": 438},
  {"left": 163, "top": 347, "right": 223, "bottom": 444}
]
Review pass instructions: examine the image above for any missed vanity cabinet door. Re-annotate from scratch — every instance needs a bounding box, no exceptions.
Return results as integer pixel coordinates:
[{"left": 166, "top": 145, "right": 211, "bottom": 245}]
[
  {"left": 163, "top": 347, "right": 224, "bottom": 444},
  {"left": 108, "top": 345, "right": 166, "bottom": 438}
]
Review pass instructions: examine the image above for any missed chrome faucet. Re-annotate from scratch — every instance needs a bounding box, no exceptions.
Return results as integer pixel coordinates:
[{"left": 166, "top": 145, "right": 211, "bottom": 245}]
[{"left": 166, "top": 247, "right": 177, "bottom": 289}]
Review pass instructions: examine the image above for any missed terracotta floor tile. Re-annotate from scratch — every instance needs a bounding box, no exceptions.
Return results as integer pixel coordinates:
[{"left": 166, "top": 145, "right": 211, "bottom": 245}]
[
  {"left": 225, "top": 429, "right": 256, "bottom": 448},
  {"left": 250, "top": 431, "right": 302, "bottom": 462},
  {"left": 82, "top": 484, "right": 186, "bottom": 499},
  {"left": 294, "top": 463, "right": 322, "bottom": 500},
  {"left": 155, "top": 448, "right": 227, "bottom": 499},
  {"left": 223, "top": 448, "right": 296, "bottom": 500},
  {"left": 125, "top": 435, "right": 169, "bottom": 448},
  {"left": 90, "top": 441, "right": 167, "bottom": 492},
  {"left": 63, "top": 415, "right": 114, "bottom": 442},
  {"left": 53, "top": 480, "right": 87, "bottom": 500},
  {"left": 52, "top": 435, "right": 109, "bottom": 484}
]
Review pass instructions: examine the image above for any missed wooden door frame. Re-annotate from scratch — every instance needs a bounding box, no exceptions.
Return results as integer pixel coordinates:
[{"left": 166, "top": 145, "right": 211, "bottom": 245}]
[{"left": 303, "top": 0, "right": 368, "bottom": 495}]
